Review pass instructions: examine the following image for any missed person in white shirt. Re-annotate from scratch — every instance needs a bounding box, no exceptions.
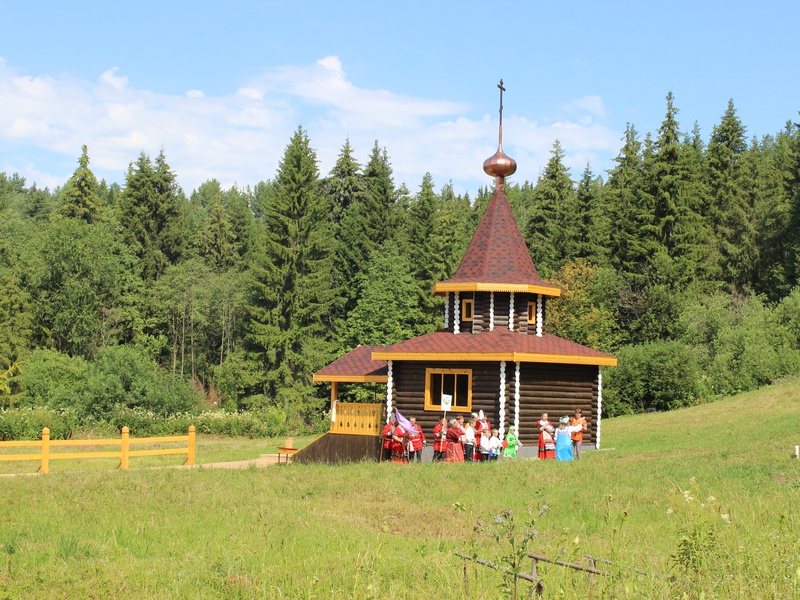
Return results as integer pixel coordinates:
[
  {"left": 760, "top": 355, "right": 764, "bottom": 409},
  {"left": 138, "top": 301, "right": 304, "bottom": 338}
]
[
  {"left": 488, "top": 428, "right": 502, "bottom": 461},
  {"left": 479, "top": 428, "right": 492, "bottom": 461}
]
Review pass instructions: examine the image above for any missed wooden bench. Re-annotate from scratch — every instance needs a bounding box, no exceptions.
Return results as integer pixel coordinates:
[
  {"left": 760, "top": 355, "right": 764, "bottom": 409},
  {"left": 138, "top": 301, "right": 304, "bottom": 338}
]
[{"left": 276, "top": 438, "right": 298, "bottom": 465}]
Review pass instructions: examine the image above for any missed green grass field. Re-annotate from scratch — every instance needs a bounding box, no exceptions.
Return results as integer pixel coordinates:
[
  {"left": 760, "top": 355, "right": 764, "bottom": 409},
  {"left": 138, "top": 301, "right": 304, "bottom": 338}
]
[{"left": 1, "top": 381, "right": 799, "bottom": 599}]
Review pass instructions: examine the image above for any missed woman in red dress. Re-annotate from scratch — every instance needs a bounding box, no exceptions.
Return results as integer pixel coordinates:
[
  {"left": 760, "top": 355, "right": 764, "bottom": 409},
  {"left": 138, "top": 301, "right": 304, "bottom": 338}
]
[
  {"left": 390, "top": 422, "right": 408, "bottom": 463},
  {"left": 444, "top": 419, "right": 465, "bottom": 462},
  {"left": 537, "top": 412, "right": 555, "bottom": 460}
]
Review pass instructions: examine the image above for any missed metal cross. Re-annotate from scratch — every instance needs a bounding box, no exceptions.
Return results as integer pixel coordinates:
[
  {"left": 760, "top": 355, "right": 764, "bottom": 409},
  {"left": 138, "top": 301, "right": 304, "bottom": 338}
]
[
  {"left": 497, "top": 79, "right": 505, "bottom": 126},
  {"left": 497, "top": 79, "right": 505, "bottom": 145}
]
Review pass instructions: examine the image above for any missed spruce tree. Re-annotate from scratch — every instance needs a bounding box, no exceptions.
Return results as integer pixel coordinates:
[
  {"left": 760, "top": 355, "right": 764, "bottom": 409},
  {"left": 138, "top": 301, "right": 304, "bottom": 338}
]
[
  {"left": 606, "top": 124, "right": 647, "bottom": 276},
  {"left": 195, "top": 199, "right": 237, "bottom": 273},
  {"left": 648, "top": 92, "right": 683, "bottom": 256},
  {"left": 223, "top": 184, "right": 255, "bottom": 264},
  {"left": 575, "top": 163, "right": 610, "bottom": 266},
  {"left": 783, "top": 121, "right": 800, "bottom": 289},
  {"left": 748, "top": 135, "right": 793, "bottom": 299},
  {"left": 707, "top": 100, "right": 755, "bottom": 290},
  {"left": 525, "top": 141, "right": 576, "bottom": 275},
  {"left": 54, "top": 145, "right": 102, "bottom": 223},
  {"left": 117, "top": 150, "right": 188, "bottom": 281},
  {"left": 325, "top": 140, "right": 371, "bottom": 320},
  {"left": 678, "top": 123, "right": 719, "bottom": 282},
  {"left": 247, "top": 127, "right": 335, "bottom": 424},
  {"left": 407, "top": 172, "right": 444, "bottom": 327},
  {"left": 362, "top": 141, "right": 399, "bottom": 244},
  {"left": 344, "top": 240, "right": 424, "bottom": 347}
]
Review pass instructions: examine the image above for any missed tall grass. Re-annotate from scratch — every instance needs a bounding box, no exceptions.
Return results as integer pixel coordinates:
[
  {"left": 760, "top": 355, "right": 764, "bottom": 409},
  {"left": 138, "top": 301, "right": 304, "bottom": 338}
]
[{"left": 1, "top": 380, "right": 799, "bottom": 598}]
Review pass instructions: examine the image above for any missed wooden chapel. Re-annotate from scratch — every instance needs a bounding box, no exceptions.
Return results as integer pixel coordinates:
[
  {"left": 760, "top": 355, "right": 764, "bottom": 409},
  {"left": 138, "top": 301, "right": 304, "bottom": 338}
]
[{"left": 302, "top": 83, "right": 616, "bottom": 464}]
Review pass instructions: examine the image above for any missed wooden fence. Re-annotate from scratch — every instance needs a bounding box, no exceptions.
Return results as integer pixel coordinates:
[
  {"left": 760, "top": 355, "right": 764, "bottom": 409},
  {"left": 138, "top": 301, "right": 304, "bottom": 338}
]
[
  {"left": 0, "top": 426, "right": 195, "bottom": 473},
  {"left": 455, "top": 550, "right": 664, "bottom": 598},
  {"left": 329, "top": 402, "right": 383, "bottom": 436}
]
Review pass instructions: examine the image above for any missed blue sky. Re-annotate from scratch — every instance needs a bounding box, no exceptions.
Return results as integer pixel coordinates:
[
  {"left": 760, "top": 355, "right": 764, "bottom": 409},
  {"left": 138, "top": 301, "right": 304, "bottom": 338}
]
[{"left": 1, "top": 0, "right": 797, "bottom": 197}]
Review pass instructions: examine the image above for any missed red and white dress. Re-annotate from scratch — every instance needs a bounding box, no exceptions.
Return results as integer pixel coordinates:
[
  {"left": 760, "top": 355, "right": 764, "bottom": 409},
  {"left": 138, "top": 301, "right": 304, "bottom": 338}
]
[{"left": 537, "top": 419, "right": 555, "bottom": 460}]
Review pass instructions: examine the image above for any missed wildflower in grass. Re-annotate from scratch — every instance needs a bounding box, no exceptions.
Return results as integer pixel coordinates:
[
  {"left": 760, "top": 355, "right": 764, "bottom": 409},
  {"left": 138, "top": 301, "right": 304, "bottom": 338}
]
[{"left": 720, "top": 514, "right": 730, "bottom": 523}]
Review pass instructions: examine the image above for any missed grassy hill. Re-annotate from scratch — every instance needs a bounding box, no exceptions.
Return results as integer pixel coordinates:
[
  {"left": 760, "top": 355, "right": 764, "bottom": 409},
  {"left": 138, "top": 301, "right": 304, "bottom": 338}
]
[{"left": 1, "top": 379, "right": 799, "bottom": 598}]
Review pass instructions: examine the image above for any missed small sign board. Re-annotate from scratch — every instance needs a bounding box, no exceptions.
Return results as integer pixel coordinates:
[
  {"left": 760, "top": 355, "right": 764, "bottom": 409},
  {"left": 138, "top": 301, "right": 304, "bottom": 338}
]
[{"left": 441, "top": 394, "right": 452, "bottom": 411}]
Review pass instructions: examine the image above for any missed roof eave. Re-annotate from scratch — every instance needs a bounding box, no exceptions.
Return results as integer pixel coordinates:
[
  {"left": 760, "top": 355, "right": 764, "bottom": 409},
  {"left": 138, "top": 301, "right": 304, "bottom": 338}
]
[
  {"left": 432, "top": 282, "right": 561, "bottom": 297},
  {"left": 371, "top": 350, "right": 616, "bottom": 367},
  {"left": 312, "top": 374, "right": 389, "bottom": 383}
]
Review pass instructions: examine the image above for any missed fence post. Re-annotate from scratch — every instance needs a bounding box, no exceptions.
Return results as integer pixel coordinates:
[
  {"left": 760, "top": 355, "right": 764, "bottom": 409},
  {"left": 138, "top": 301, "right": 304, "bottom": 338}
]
[
  {"left": 40, "top": 427, "right": 50, "bottom": 474},
  {"left": 121, "top": 427, "right": 130, "bottom": 470},
  {"left": 530, "top": 557, "right": 544, "bottom": 597},
  {"left": 187, "top": 425, "right": 196, "bottom": 465}
]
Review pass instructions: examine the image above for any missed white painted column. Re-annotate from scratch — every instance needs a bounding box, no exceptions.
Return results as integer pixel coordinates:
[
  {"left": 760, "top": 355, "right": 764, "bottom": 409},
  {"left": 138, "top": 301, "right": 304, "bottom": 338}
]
[
  {"left": 514, "top": 361, "right": 521, "bottom": 434},
  {"left": 498, "top": 361, "right": 507, "bottom": 439},
  {"left": 596, "top": 367, "right": 602, "bottom": 449},
  {"left": 444, "top": 292, "right": 450, "bottom": 329},
  {"left": 508, "top": 291, "right": 515, "bottom": 331},
  {"left": 489, "top": 292, "right": 495, "bottom": 331},
  {"left": 536, "top": 294, "right": 543, "bottom": 337},
  {"left": 453, "top": 291, "right": 461, "bottom": 334},
  {"left": 386, "top": 360, "right": 394, "bottom": 417}
]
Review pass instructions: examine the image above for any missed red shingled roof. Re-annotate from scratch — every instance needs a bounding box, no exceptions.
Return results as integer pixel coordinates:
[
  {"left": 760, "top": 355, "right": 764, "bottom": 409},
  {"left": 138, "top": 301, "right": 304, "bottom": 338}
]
[
  {"left": 433, "top": 188, "right": 560, "bottom": 295},
  {"left": 371, "top": 328, "right": 616, "bottom": 366},
  {"left": 313, "top": 345, "right": 389, "bottom": 382}
]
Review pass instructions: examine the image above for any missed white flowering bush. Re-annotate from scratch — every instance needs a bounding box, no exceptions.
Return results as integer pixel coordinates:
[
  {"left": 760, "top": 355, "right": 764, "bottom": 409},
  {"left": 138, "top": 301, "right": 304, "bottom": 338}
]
[{"left": 0, "top": 405, "right": 291, "bottom": 440}]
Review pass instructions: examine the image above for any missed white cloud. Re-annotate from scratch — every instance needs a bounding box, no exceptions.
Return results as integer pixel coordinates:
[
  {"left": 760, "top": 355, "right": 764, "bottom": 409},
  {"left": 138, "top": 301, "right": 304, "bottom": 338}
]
[
  {"left": 561, "top": 95, "right": 607, "bottom": 119},
  {"left": 0, "top": 56, "right": 621, "bottom": 195},
  {"left": 99, "top": 67, "right": 128, "bottom": 91}
]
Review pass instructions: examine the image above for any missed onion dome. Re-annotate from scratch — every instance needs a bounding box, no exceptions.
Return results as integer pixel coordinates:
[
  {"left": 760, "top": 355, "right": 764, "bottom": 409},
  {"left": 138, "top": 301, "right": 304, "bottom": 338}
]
[
  {"left": 483, "top": 146, "right": 517, "bottom": 179},
  {"left": 483, "top": 79, "right": 516, "bottom": 189}
]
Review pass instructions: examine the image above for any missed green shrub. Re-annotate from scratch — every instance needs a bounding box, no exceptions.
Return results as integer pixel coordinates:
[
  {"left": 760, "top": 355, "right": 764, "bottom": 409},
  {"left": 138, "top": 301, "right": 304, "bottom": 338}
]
[
  {"left": 85, "top": 345, "right": 198, "bottom": 417},
  {"left": 704, "top": 294, "right": 800, "bottom": 396},
  {"left": 603, "top": 341, "right": 703, "bottom": 416},
  {"left": 20, "top": 346, "right": 200, "bottom": 420},
  {"left": 20, "top": 349, "right": 89, "bottom": 410}
]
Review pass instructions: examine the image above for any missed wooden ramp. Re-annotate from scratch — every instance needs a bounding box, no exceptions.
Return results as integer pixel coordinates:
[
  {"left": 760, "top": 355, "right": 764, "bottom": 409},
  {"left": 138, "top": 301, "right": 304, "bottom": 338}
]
[{"left": 293, "top": 432, "right": 382, "bottom": 465}]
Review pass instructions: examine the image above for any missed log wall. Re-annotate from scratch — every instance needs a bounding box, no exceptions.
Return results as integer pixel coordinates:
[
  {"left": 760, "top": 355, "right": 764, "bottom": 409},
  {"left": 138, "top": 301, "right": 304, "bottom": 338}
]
[
  {"left": 514, "top": 293, "right": 530, "bottom": 334},
  {"left": 515, "top": 363, "right": 597, "bottom": 445},
  {"left": 443, "top": 291, "right": 547, "bottom": 336}
]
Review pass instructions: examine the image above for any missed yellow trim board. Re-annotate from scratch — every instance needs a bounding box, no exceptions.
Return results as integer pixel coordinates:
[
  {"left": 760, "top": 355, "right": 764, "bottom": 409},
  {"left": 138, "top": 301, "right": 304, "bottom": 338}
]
[
  {"left": 432, "top": 282, "right": 561, "bottom": 297},
  {"left": 312, "top": 374, "right": 389, "bottom": 383},
  {"left": 371, "top": 350, "right": 616, "bottom": 367}
]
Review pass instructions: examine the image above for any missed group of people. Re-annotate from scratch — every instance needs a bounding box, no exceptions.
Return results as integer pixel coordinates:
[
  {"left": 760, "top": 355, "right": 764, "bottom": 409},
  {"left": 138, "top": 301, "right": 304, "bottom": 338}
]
[
  {"left": 536, "top": 408, "right": 588, "bottom": 461},
  {"left": 381, "top": 408, "right": 588, "bottom": 463},
  {"left": 381, "top": 410, "right": 521, "bottom": 463}
]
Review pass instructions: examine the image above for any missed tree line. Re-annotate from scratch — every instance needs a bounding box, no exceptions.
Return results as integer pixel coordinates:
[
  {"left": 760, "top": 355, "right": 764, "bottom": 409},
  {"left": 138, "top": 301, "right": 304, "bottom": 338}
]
[{"left": 1, "top": 93, "right": 800, "bottom": 431}]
